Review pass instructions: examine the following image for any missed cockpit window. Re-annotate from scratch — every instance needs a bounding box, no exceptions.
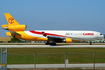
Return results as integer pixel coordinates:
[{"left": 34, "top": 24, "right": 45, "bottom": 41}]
[{"left": 100, "top": 34, "right": 102, "bottom": 35}]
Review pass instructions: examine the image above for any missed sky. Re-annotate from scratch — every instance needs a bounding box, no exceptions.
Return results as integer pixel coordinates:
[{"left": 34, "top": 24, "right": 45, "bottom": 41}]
[{"left": 0, "top": 0, "right": 105, "bottom": 37}]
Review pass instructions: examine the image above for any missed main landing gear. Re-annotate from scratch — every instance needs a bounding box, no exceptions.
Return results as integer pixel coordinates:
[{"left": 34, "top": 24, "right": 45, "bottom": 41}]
[{"left": 45, "top": 42, "right": 56, "bottom": 45}]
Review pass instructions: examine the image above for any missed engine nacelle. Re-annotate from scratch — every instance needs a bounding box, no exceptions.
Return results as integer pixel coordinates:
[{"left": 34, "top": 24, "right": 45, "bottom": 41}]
[
  {"left": 54, "top": 38, "right": 72, "bottom": 43},
  {"left": 3, "top": 25, "right": 26, "bottom": 31},
  {"left": 64, "top": 38, "right": 72, "bottom": 43}
]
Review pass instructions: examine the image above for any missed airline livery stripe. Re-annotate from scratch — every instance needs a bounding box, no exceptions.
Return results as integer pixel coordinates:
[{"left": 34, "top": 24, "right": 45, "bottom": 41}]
[{"left": 29, "top": 31, "right": 69, "bottom": 38}]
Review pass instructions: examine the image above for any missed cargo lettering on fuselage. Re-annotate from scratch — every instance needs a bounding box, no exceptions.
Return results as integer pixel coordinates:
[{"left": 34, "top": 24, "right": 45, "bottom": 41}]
[
  {"left": 65, "top": 33, "right": 82, "bottom": 36},
  {"left": 65, "top": 33, "right": 94, "bottom": 36},
  {"left": 83, "top": 33, "right": 94, "bottom": 36}
]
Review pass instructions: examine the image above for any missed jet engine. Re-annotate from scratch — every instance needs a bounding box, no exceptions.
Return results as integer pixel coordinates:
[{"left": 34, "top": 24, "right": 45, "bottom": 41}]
[
  {"left": 3, "top": 25, "right": 26, "bottom": 31},
  {"left": 62, "top": 38, "right": 72, "bottom": 43},
  {"left": 53, "top": 38, "right": 72, "bottom": 43}
]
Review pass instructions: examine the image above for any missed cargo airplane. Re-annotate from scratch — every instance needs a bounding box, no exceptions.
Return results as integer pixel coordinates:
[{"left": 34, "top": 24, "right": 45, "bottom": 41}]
[{"left": 1, "top": 13, "right": 104, "bottom": 45}]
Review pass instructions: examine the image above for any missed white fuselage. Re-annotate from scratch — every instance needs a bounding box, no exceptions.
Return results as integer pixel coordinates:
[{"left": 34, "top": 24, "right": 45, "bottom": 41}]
[{"left": 25, "top": 30, "right": 104, "bottom": 41}]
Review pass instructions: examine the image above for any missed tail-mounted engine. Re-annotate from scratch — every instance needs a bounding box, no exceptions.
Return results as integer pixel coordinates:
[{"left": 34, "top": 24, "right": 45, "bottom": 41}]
[{"left": 2, "top": 24, "right": 26, "bottom": 31}]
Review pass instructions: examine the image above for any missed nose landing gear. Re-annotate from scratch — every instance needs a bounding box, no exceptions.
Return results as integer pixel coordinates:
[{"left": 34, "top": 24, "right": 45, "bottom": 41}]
[{"left": 90, "top": 41, "right": 92, "bottom": 45}]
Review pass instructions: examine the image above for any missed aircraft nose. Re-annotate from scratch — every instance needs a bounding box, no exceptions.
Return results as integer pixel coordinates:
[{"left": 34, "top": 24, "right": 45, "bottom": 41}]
[
  {"left": 100, "top": 34, "right": 104, "bottom": 39},
  {"left": 102, "top": 34, "right": 104, "bottom": 38},
  {"left": 97, "top": 33, "right": 104, "bottom": 40}
]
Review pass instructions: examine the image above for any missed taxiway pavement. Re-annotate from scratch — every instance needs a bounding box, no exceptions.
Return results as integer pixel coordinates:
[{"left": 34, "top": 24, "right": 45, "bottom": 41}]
[
  {"left": 0, "top": 45, "right": 105, "bottom": 48},
  {"left": 7, "top": 63, "right": 105, "bottom": 68}
]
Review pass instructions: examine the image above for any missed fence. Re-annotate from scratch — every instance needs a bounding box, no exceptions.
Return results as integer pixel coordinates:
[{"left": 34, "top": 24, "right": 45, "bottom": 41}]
[
  {"left": 7, "top": 52, "right": 105, "bottom": 70},
  {"left": 0, "top": 48, "right": 7, "bottom": 70}
]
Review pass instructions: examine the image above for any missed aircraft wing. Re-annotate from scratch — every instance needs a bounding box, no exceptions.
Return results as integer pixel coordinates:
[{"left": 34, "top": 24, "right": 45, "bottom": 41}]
[
  {"left": 47, "top": 36, "right": 65, "bottom": 43},
  {"left": 42, "top": 31, "right": 72, "bottom": 43}
]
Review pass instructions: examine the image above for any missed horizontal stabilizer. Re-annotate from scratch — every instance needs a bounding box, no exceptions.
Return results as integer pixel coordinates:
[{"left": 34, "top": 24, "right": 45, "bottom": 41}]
[{"left": 6, "top": 31, "right": 21, "bottom": 37}]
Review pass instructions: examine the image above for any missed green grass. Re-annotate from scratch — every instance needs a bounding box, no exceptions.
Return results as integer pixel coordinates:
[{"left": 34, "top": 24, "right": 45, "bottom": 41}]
[
  {"left": 3, "top": 47, "right": 105, "bottom": 64},
  {"left": 7, "top": 68, "right": 100, "bottom": 70}
]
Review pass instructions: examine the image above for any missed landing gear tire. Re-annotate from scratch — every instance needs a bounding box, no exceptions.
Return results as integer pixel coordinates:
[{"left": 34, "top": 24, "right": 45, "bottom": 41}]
[
  {"left": 90, "top": 41, "right": 92, "bottom": 45},
  {"left": 45, "top": 42, "right": 56, "bottom": 45},
  {"left": 45, "top": 42, "right": 50, "bottom": 45},
  {"left": 51, "top": 43, "right": 56, "bottom": 45}
]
